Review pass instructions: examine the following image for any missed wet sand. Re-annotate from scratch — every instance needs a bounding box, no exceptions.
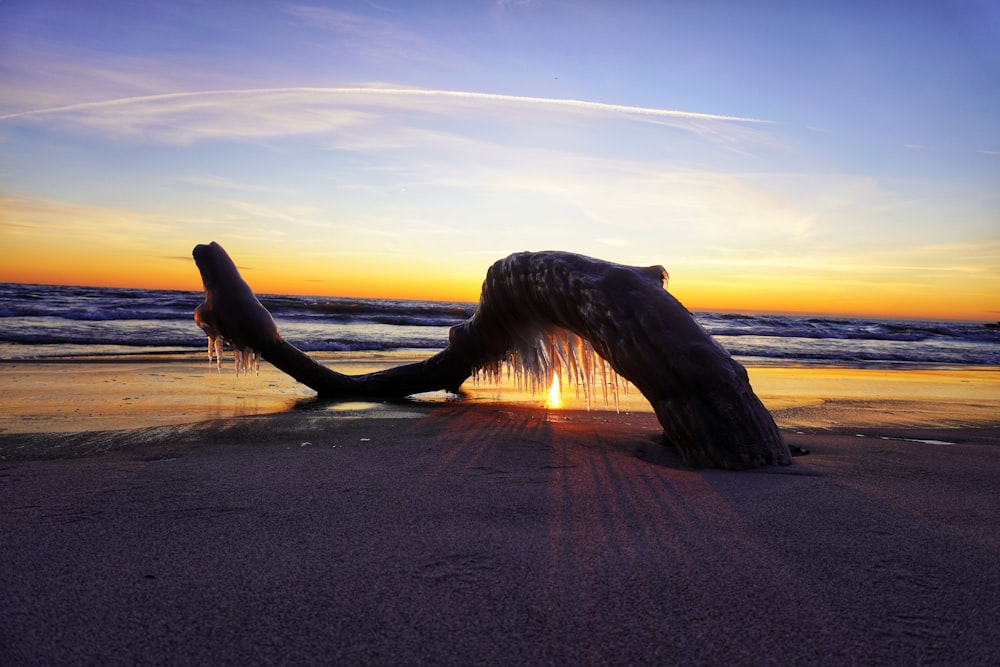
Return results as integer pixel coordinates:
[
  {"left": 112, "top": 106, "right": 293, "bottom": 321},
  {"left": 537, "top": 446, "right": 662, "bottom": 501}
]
[
  {"left": 1, "top": 358, "right": 998, "bottom": 664},
  {"left": 2, "top": 355, "right": 998, "bottom": 435}
]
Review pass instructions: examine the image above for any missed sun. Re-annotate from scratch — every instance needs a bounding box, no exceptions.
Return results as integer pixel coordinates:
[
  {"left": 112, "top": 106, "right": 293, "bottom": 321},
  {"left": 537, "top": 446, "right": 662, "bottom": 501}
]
[{"left": 546, "top": 372, "right": 563, "bottom": 409}]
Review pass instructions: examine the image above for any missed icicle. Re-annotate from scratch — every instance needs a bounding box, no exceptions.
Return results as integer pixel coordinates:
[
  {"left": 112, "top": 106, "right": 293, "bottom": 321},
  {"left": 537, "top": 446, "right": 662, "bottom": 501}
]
[
  {"left": 598, "top": 358, "right": 609, "bottom": 409},
  {"left": 226, "top": 344, "right": 258, "bottom": 377},
  {"left": 212, "top": 336, "right": 224, "bottom": 370},
  {"left": 471, "top": 326, "right": 628, "bottom": 411},
  {"left": 581, "top": 337, "right": 593, "bottom": 410},
  {"left": 206, "top": 334, "right": 225, "bottom": 370},
  {"left": 611, "top": 360, "right": 621, "bottom": 412}
]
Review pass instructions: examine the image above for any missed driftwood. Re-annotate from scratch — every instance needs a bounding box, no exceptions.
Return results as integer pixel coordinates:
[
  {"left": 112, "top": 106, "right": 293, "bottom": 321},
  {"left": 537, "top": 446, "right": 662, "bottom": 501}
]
[{"left": 193, "top": 241, "right": 790, "bottom": 469}]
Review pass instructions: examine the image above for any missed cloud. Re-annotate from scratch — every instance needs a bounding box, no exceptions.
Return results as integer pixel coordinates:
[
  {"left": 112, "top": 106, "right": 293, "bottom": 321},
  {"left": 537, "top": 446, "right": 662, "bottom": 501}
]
[
  {"left": 0, "top": 87, "right": 777, "bottom": 167},
  {"left": 175, "top": 175, "right": 270, "bottom": 192},
  {"left": 1, "top": 195, "right": 151, "bottom": 237},
  {"left": 0, "top": 86, "right": 772, "bottom": 127},
  {"left": 284, "top": 5, "right": 466, "bottom": 68}
]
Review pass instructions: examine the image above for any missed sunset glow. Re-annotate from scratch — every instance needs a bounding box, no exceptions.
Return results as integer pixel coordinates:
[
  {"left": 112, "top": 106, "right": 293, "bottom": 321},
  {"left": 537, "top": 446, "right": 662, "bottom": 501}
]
[
  {"left": 546, "top": 373, "right": 563, "bottom": 410},
  {"left": 1, "top": 2, "right": 997, "bottom": 320}
]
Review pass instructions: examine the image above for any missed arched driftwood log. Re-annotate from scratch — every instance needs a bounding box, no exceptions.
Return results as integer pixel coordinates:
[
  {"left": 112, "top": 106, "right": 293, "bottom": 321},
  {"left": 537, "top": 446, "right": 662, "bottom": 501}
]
[{"left": 193, "top": 241, "right": 790, "bottom": 469}]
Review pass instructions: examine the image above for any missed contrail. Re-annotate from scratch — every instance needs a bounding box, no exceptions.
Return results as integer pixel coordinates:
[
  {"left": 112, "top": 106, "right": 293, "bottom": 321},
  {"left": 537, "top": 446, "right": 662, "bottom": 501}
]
[{"left": 0, "top": 87, "right": 772, "bottom": 124}]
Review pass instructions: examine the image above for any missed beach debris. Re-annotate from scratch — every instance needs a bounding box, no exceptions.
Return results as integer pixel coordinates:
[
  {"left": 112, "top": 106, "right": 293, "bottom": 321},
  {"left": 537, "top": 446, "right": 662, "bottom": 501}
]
[
  {"left": 193, "top": 242, "right": 790, "bottom": 469},
  {"left": 879, "top": 435, "right": 955, "bottom": 446}
]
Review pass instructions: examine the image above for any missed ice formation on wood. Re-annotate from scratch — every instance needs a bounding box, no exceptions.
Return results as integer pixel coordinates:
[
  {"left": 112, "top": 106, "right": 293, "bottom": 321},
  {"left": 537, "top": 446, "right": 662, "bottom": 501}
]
[
  {"left": 192, "top": 242, "right": 276, "bottom": 376},
  {"left": 193, "top": 242, "right": 790, "bottom": 470},
  {"left": 193, "top": 302, "right": 225, "bottom": 369},
  {"left": 472, "top": 327, "right": 628, "bottom": 411}
]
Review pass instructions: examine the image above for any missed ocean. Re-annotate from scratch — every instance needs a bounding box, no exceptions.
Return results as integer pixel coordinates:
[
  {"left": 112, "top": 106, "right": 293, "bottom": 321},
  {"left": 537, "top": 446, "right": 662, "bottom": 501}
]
[{"left": 1, "top": 282, "right": 998, "bottom": 368}]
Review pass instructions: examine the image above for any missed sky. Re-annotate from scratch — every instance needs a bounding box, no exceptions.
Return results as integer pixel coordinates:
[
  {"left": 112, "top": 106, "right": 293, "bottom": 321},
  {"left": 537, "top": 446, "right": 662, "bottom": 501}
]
[{"left": 1, "top": 0, "right": 998, "bottom": 320}]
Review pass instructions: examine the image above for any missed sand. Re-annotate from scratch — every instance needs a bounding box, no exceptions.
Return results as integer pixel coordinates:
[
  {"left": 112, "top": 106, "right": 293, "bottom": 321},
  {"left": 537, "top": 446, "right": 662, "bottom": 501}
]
[{"left": 1, "top": 357, "right": 999, "bottom": 664}]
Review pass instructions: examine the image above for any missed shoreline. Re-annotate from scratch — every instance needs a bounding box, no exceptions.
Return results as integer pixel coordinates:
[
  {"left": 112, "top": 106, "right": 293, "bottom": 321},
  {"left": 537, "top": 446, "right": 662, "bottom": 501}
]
[{"left": 1, "top": 354, "right": 997, "bottom": 441}]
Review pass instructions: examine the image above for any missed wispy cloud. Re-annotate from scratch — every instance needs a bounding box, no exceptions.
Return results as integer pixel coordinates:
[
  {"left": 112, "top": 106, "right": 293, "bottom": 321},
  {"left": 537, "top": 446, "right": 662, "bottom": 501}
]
[
  {"left": 175, "top": 175, "right": 270, "bottom": 192},
  {"left": 220, "top": 199, "right": 320, "bottom": 225},
  {"left": 285, "top": 5, "right": 466, "bottom": 69},
  {"left": 0, "top": 86, "right": 773, "bottom": 125},
  {"left": 0, "top": 195, "right": 161, "bottom": 238},
  {"left": 692, "top": 241, "right": 1000, "bottom": 277}
]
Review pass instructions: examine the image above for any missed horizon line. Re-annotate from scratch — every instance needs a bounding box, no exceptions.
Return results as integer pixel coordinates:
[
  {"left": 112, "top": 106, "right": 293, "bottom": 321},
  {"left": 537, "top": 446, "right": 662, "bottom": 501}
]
[{"left": 0, "top": 277, "right": 987, "bottom": 323}]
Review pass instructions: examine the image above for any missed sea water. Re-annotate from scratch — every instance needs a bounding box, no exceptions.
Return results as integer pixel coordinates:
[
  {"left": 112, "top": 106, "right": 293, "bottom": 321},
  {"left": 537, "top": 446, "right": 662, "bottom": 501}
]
[{"left": 1, "top": 282, "right": 997, "bottom": 368}]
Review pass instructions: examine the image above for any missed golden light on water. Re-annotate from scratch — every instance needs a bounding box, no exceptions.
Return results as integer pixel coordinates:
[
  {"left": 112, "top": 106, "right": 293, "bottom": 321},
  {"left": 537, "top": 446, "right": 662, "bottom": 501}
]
[{"left": 546, "top": 373, "right": 563, "bottom": 409}]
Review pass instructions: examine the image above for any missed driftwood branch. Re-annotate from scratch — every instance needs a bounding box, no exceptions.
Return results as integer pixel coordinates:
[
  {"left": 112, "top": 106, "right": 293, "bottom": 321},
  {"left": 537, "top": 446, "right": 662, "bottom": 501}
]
[{"left": 193, "top": 242, "right": 790, "bottom": 470}]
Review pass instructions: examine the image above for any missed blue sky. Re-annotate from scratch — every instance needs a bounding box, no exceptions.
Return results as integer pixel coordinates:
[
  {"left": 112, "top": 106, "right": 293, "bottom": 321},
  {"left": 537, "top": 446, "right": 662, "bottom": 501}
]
[{"left": 1, "top": 0, "right": 998, "bottom": 318}]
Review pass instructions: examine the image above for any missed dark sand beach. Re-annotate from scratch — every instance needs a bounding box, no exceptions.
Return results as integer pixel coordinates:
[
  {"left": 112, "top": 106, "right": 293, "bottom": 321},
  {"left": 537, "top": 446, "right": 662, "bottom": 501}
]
[{"left": 2, "top": 358, "right": 999, "bottom": 665}]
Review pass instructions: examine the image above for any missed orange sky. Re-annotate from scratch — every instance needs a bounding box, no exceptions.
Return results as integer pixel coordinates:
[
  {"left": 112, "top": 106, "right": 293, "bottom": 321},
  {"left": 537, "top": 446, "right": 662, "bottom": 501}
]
[{"left": 1, "top": 229, "right": 995, "bottom": 322}]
